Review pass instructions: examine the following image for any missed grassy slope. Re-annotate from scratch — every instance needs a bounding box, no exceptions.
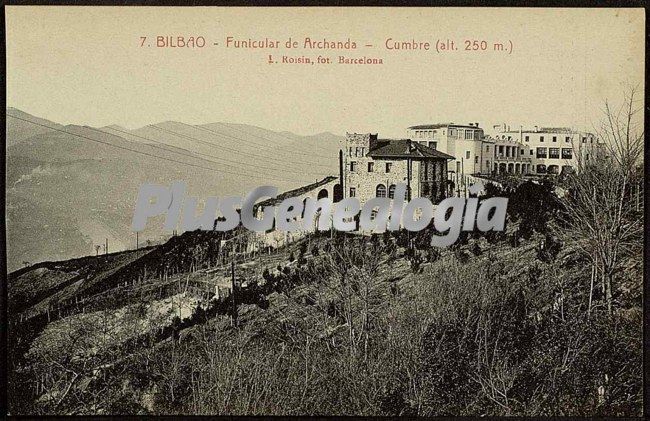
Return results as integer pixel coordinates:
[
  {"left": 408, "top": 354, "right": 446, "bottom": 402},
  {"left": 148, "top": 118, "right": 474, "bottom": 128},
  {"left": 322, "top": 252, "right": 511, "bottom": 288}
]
[{"left": 8, "top": 225, "right": 643, "bottom": 416}]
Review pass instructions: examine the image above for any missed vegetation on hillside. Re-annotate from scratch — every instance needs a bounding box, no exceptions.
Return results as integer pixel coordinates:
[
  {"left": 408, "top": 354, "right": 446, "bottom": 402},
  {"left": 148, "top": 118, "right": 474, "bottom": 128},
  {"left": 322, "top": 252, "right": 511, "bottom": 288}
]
[{"left": 7, "top": 90, "right": 643, "bottom": 416}]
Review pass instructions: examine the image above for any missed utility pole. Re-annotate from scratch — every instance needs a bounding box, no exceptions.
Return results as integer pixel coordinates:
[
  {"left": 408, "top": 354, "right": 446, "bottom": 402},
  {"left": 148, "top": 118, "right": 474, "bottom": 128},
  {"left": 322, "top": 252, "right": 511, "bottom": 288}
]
[
  {"left": 406, "top": 157, "right": 412, "bottom": 201},
  {"left": 105, "top": 238, "right": 108, "bottom": 255},
  {"left": 339, "top": 149, "right": 345, "bottom": 200},
  {"left": 231, "top": 259, "right": 238, "bottom": 328},
  {"left": 461, "top": 157, "right": 465, "bottom": 197}
]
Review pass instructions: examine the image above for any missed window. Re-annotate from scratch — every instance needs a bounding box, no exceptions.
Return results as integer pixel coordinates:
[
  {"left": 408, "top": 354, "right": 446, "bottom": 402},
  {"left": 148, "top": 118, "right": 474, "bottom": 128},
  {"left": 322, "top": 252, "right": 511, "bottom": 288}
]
[
  {"left": 368, "top": 162, "right": 374, "bottom": 172},
  {"left": 530, "top": 150, "right": 534, "bottom": 156},
  {"left": 536, "top": 147, "right": 547, "bottom": 158},
  {"left": 428, "top": 141, "right": 437, "bottom": 150},
  {"left": 350, "top": 161, "right": 357, "bottom": 172},
  {"left": 562, "top": 148, "right": 572, "bottom": 159},
  {"left": 349, "top": 187, "right": 356, "bottom": 197},
  {"left": 549, "top": 148, "right": 560, "bottom": 159},
  {"left": 520, "top": 149, "right": 525, "bottom": 154},
  {"left": 474, "top": 156, "right": 479, "bottom": 164},
  {"left": 465, "top": 130, "right": 473, "bottom": 140},
  {"left": 466, "top": 151, "right": 471, "bottom": 159},
  {"left": 355, "top": 147, "right": 359, "bottom": 156},
  {"left": 582, "top": 137, "right": 586, "bottom": 143},
  {"left": 525, "top": 135, "right": 530, "bottom": 142},
  {"left": 376, "top": 184, "right": 387, "bottom": 198},
  {"left": 565, "top": 136, "right": 571, "bottom": 143},
  {"left": 536, "top": 164, "right": 547, "bottom": 174},
  {"left": 388, "top": 184, "right": 396, "bottom": 199},
  {"left": 349, "top": 147, "right": 353, "bottom": 157},
  {"left": 486, "top": 145, "right": 490, "bottom": 152},
  {"left": 552, "top": 136, "right": 557, "bottom": 142},
  {"left": 385, "top": 162, "right": 392, "bottom": 173},
  {"left": 540, "top": 136, "right": 545, "bottom": 142}
]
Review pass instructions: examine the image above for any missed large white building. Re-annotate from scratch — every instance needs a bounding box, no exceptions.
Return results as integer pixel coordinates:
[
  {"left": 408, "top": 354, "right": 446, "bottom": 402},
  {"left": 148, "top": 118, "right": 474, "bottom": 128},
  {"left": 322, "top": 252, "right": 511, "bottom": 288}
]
[
  {"left": 408, "top": 122, "right": 601, "bottom": 177},
  {"left": 493, "top": 125, "right": 601, "bottom": 175},
  {"left": 406, "top": 123, "right": 484, "bottom": 176}
]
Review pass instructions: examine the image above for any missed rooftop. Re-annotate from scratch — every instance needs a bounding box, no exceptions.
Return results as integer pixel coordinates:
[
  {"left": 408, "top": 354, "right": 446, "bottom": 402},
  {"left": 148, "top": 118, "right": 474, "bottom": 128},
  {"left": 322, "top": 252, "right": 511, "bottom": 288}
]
[
  {"left": 408, "top": 123, "right": 481, "bottom": 130},
  {"left": 256, "top": 175, "right": 338, "bottom": 208},
  {"left": 499, "top": 127, "right": 592, "bottom": 134},
  {"left": 368, "top": 138, "right": 455, "bottom": 160}
]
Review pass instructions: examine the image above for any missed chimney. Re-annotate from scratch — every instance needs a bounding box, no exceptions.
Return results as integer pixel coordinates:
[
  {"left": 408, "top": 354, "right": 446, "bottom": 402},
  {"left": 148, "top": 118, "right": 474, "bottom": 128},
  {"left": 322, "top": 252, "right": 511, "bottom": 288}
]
[
  {"left": 475, "top": 122, "right": 479, "bottom": 128},
  {"left": 369, "top": 133, "right": 378, "bottom": 150},
  {"left": 534, "top": 125, "right": 538, "bottom": 132}
]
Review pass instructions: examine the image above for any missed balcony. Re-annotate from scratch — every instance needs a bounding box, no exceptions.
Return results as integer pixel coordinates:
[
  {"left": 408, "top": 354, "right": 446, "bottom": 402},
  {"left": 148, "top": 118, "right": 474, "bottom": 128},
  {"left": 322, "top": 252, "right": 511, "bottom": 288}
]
[{"left": 494, "top": 155, "right": 532, "bottom": 162}]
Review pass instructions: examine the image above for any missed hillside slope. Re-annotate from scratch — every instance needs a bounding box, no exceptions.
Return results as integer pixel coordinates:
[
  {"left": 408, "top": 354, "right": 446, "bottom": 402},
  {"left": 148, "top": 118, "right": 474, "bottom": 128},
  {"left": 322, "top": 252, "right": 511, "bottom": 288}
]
[
  {"left": 7, "top": 224, "right": 642, "bottom": 416},
  {"left": 5, "top": 109, "right": 341, "bottom": 271}
]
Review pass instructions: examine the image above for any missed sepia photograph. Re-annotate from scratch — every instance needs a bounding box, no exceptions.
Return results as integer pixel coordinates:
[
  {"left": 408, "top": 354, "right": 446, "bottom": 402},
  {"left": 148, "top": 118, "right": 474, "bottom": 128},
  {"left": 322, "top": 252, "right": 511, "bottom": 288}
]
[{"left": 3, "top": 5, "right": 646, "bottom": 416}]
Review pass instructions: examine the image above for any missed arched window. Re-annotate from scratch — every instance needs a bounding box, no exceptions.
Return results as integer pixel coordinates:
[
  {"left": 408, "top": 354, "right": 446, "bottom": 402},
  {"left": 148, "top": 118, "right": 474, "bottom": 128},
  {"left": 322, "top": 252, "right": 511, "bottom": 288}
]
[
  {"left": 388, "top": 184, "right": 396, "bottom": 199},
  {"left": 376, "top": 184, "right": 387, "bottom": 198}
]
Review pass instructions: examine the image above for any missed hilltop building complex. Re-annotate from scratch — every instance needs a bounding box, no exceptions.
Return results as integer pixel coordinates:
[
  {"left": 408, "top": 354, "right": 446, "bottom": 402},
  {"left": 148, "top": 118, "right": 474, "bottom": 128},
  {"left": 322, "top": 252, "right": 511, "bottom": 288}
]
[{"left": 407, "top": 122, "right": 602, "bottom": 178}]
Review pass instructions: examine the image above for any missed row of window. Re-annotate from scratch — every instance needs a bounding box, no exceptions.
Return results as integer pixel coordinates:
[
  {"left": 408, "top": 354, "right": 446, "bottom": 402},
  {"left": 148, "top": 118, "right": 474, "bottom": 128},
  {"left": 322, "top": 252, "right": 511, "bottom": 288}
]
[
  {"left": 492, "top": 147, "right": 574, "bottom": 160},
  {"left": 523, "top": 135, "right": 591, "bottom": 144},
  {"left": 451, "top": 128, "right": 479, "bottom": 140},
  {"left": 349, "top": 161, "right": 393, "bottom": 173},
  {"left": 492, "top": 146, "right": 527, "bottom": 158},
  {"left": 536, "top": 147, "right": 573, "bottom": 159},
  {"left": 349, "top": 184, "right": 398, "bottom": 199},
  {"left": 348, "top": 146, "right": 366, "bottom": 157},
  {"left": 414, "top": 128, "right": 480, "bottom": 140},
  {"left": 414, "top": 129, "right": 440, "bottom": 138}
]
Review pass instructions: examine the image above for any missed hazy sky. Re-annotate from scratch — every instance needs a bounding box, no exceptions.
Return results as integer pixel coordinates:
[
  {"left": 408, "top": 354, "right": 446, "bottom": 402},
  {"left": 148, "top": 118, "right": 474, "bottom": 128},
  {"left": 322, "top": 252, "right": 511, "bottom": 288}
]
[{"left": 6, "top": 7, "right": 645, "bottom": 137}]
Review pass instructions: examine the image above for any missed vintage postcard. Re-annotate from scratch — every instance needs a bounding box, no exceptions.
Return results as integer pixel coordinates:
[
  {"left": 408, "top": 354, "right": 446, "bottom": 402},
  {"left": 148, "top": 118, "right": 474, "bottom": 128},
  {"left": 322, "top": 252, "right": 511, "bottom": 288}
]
[{"left": 4, "top": 5, "right": 645, "bottom": 417}]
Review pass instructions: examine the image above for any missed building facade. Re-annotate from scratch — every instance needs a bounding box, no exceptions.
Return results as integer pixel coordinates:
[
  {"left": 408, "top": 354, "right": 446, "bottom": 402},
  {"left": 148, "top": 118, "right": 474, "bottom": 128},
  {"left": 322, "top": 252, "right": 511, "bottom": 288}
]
[
  {"left": 344, "top": 133, "right": 453, "bottom": 206},
  {"left": 484, "top": 136, "right": 533, "bottom": 175},
  {"left": 407, "top": 122, "right": 601, "bottom": 176},
  {"left": 407, "top": 123, "right": 485, "bottom": 176},
  {"left": 493, "top": 125, "right": 600, "bottom": 174}
]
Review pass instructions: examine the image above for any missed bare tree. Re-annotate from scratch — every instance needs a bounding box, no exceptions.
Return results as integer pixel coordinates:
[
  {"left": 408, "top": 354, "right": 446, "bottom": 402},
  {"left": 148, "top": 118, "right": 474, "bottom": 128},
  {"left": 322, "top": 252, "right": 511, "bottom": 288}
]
[
  {"left": 312, "top": 235, "right": 388, "bottom": 362},
  {"left": 562, "top": 86, "right": 644, "bottom": 314}
]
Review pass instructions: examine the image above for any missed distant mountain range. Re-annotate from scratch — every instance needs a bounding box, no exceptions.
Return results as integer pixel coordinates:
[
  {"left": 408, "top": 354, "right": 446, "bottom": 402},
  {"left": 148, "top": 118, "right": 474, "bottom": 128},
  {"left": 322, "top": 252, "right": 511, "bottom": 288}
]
[{"left": 5, "top": 108, "right": 342, "bottom": 272}]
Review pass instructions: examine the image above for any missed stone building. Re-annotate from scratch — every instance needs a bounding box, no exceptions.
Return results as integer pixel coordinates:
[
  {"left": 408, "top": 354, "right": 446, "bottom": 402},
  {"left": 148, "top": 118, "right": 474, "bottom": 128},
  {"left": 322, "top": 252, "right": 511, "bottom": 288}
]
[{"left": 344, "top": 133, "right": 454, "bottom": 205}]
